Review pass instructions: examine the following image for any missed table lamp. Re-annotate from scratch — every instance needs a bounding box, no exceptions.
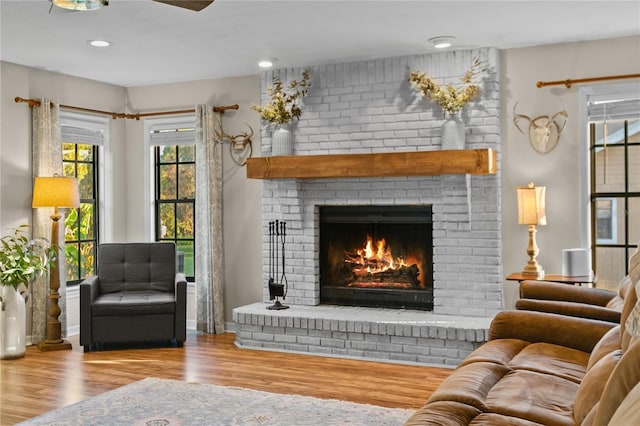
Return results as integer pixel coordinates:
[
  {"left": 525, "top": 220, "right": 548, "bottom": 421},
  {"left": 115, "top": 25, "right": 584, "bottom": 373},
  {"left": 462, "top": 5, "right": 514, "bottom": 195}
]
[
  {"left": 516, "top": 182, "right": 546, "bottom": 279},
  {"left": 32, "top": 176, "right": 80, "bottom": 351}
]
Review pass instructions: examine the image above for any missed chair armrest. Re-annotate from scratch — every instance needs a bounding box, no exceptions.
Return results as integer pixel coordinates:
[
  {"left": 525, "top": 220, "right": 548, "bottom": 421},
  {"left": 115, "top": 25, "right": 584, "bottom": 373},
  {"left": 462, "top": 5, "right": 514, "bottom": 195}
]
[
  {"left": 79, "top": 275, "right": 100, "bottom": 346},
  {"left": 174, "top": 273, "right": 187, "bottom": 342},
  {"left": 519, "top": 280, "right": 616, "bottom": 306},
  {"left": 515, "top": 299, "right": 621, "bottom": 323},
  {"left": 489, "top": 310, "right": 615, "bottom": 353}
]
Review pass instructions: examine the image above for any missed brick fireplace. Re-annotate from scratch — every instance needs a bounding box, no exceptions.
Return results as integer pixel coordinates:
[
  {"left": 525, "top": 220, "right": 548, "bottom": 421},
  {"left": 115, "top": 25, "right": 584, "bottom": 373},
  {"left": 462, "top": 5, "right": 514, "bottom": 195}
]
[{"left": 233, "top": 47, "right": 501, "bottom": 365}]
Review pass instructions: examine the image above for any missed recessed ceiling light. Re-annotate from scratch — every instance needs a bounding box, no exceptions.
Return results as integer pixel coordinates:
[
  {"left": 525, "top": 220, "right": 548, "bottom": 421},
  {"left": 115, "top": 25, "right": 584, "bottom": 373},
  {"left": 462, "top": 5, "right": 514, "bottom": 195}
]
[
  {"left": 428, "top": 36, "right": 455, "bottom": 49},
  {"left": 88, "top": 40, "right": 111, "bottom": 47},
  {"left": 258, "top": 59, "right": 276, "bottom": 69}
]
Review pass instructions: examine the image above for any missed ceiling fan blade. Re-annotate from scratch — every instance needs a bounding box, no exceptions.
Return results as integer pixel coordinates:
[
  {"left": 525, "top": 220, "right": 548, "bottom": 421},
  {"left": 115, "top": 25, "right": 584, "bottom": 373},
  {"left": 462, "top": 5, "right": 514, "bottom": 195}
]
[{"left": 153, "top": 1, "right": 214, "bottom": 12}]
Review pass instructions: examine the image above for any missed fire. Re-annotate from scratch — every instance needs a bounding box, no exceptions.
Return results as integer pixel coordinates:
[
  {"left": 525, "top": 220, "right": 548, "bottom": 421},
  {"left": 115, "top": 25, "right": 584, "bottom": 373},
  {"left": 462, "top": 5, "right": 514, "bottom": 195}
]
[{"left": 349, "top": 235, "right": 408, "bottom": 274}]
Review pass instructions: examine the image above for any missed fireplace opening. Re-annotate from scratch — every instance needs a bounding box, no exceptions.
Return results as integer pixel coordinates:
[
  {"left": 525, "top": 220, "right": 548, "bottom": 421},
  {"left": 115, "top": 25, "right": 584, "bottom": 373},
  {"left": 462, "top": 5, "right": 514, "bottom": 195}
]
[{"left": 319, "top": 205, "right": 433, "bottom": 310}]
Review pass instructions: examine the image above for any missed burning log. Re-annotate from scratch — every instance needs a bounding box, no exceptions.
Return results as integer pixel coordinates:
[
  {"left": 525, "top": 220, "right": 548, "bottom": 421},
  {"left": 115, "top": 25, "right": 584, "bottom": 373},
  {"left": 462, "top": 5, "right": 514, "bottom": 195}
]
[{"left": 347, "top": 264, "right": 420, "bottom": 287}]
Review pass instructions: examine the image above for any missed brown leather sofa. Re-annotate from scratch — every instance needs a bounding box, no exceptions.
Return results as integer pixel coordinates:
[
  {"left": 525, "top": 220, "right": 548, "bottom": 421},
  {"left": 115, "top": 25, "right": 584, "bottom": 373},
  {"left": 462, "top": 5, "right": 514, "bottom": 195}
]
[
  {"left": 515, "top": 277, "right": 630, "bottom": 323},
  {"left": 405, "top": 279, "right": 640, "bottom": 425}
]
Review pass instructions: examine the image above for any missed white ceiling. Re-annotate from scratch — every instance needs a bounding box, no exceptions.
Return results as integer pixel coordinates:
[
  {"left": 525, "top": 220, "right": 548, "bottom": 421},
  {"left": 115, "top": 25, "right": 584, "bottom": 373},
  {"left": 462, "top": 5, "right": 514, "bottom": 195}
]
[{"left": 1, "top": 0, "right": 639, "bottom": 87}]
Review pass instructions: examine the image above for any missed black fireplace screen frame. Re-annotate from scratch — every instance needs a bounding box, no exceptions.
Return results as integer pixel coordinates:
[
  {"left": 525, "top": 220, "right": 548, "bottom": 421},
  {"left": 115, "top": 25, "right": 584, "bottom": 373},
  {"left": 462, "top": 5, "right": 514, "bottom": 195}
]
[{"left": 319, "top": 205, "right": 433, "bottom": 311}]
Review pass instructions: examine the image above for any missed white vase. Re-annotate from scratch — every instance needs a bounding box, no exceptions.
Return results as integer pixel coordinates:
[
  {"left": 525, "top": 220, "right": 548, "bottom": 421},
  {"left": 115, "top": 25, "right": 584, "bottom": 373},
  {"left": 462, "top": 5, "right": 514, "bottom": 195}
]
[
  {"left": 272, "top": 125, "right": 293, "bottom": 156},
  {"left": 441, "top": 113, "right": 466, "bottom": 150},
  {"left": 0, "top": 285, "right": 27, "bottom": 359}
]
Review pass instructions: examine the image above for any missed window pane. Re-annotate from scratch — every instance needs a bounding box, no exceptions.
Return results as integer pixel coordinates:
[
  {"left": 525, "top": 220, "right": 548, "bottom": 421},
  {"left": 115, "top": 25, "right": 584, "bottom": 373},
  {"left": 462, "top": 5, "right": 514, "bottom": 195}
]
[
  {"left": 176, "top": 240, "right": 194, "bottom": 277},
  {"left": 80, "top": 242, "right": 95, "bottom": 277},
  {"left": 78, "top": 144, "right": 93, "bottom": 161},
  {"left": 179, "top": 145, "right": 195, "bottom": 162},
  {"left": 159, "top": 203, "right": 175, "bottom": 238},
  {"left": 78, "top": 163, "right": 94, "bottom": 199},
  {"left": 158, "top": 146, "right": 176, "bottom": 163},
  {"left": 63, "top": 162, "right": 76, "bottom": 178},
  {"left": 65, "top": 208, "right": 79, "bottom": 241},
  {"left": 630, "top": 144, "right": 640, "bottom": 193},
  {"left": 630, "top": 197, "right": 640, "bottom": 244},
  {"left": 595, "top": 246, "right": 627, "bottom": 290},
  {"left": 596, "top": 199, "right": 613, "bottom": 241},
  {"left": 62, "top": 143, "right": 75, "bottom": 161},
  {"left": 594, "top": 145, "right": 625, "bottom": 193},
  {"left": 159, "top": 164, "right": 177, "bottom": 199},
  {"left": 79, "top": 203, "right": 95, "bottom": 240},
  {"left": 178, "top": 164, "right": 195, "bottom": 199},
  {"left": 65, "top": 242, "right": 80, "bottom": 282},
  {"left": 176, "top": 202, "right": 194, "bottom": 238}
]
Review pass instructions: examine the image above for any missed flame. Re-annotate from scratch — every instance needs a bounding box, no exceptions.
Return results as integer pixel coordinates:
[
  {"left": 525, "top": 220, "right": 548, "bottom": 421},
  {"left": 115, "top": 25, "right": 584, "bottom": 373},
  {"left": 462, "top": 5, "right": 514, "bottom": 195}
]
[{"left": 350, "top": 235, "right": 407, "bottom": 274}]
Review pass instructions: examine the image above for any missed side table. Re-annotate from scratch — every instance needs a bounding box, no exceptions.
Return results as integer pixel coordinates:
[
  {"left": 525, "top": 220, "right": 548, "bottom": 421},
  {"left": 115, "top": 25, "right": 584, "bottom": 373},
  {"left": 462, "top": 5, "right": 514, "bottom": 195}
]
[{"left": 506, "top": 272, "right": 596, "bottom": 286}]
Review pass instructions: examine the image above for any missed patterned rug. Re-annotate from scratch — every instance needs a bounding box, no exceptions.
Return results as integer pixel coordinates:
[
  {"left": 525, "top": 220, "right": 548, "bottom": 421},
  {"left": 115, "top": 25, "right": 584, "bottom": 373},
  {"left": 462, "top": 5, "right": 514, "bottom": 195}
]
[{"left": 19, "top": 377, "right": 415, "bottom": 425}]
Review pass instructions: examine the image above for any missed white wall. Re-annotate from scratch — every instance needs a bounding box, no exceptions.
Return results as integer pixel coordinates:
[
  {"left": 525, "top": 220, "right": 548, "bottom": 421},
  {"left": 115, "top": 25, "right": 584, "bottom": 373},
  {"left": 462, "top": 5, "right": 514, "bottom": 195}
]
[{"left": 500, "top": 36, "right": 640, "bottom": 307}]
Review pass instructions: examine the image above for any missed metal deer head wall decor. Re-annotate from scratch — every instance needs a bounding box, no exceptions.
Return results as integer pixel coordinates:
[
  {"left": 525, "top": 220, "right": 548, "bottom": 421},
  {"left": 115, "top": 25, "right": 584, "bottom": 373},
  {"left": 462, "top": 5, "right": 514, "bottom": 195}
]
[{"left": 513, "top": 102, "right": 568, "bottom": 154}]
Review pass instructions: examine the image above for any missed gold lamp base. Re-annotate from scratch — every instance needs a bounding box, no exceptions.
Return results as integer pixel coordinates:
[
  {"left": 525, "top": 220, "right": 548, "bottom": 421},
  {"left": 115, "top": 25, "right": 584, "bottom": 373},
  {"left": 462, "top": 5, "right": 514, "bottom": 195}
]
[
  {"left": 37, "top": 340, "right": 72, "bottom": 352},
  {"left": 522, "top": 224, "right": 544, "bottom": 279}
]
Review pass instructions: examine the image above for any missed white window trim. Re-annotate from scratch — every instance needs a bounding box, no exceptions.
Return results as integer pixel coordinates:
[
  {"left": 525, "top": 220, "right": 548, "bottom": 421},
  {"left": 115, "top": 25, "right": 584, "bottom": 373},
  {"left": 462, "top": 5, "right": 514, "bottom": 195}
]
[{"left": 143, "top": 115, "right": 196, "bottom": 241}]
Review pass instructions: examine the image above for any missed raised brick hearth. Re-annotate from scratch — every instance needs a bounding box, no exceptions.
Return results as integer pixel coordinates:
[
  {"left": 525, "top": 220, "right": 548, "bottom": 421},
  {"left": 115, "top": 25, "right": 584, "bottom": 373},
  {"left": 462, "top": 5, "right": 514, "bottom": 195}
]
[
  {"left": 235, "top": 47, "right": 501, "bottom": 365},
  {"left": 233, "top": 304, "right": 491, "bottom": 366}
]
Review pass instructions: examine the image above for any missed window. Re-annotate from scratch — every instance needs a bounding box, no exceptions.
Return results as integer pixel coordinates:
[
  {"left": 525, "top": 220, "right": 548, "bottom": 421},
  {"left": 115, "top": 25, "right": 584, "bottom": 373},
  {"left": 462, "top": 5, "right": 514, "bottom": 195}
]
[
  {"left": 60, "top": 111, "right": 107, "bottom": 285},
  {"left": 148, "top": 117, "right": 196, "bottom": 281},
  {"left": 586, "top": 87, "right": 640, "bottom": 287}
]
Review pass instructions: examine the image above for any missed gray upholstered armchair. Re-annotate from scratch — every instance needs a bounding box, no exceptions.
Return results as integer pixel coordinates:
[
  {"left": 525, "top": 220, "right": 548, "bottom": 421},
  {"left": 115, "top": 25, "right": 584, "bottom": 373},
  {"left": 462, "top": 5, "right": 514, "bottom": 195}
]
[{"left": 80, "top": 242, "right": 187, "bottom": 352}]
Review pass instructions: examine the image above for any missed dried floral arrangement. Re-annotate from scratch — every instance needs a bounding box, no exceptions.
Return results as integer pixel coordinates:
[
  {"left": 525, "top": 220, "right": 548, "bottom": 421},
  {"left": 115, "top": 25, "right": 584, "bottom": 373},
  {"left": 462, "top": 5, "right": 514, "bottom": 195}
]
[
  {"left": 252, "top": 68, "right": 312, "bottom": 125},
  {"left": 408, "top": 58, "right": 482, "bottom": 115}
]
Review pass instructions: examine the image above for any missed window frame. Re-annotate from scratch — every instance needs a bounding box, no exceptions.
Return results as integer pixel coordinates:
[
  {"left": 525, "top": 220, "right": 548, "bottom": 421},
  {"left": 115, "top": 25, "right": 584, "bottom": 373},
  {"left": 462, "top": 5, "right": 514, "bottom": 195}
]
[
  {"left": 60, "top": 110, "right": 110, "bottom": 285},
  {"left": 580, "top": 83, "right": 640, "bottom": 280},
  {"left": 144, "top": 116, "right": 197, "bottom": 282}
]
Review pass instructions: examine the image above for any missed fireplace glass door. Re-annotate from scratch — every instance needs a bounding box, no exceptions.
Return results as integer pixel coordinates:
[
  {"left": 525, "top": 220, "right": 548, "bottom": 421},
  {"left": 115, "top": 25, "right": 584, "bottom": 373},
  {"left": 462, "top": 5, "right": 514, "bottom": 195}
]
[{"left": 319, "top": 205, "right": 433, "bottom": 310}]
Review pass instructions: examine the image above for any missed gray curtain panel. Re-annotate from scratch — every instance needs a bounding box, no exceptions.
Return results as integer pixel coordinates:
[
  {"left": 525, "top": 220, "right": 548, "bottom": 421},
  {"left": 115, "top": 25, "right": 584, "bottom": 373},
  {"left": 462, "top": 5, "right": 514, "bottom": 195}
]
[
  {"left": 31, "top": 98, "right": 69, "bottom": 343},
  {"left": 195, "top": 105, "right": 225, "bottom": 334}
]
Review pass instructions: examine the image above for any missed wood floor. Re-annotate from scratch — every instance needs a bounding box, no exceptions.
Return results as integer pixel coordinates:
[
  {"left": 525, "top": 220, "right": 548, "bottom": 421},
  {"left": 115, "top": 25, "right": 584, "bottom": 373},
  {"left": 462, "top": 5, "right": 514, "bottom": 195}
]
[{"left": 0, "top": 332, "right": 452, "bottom": 425}]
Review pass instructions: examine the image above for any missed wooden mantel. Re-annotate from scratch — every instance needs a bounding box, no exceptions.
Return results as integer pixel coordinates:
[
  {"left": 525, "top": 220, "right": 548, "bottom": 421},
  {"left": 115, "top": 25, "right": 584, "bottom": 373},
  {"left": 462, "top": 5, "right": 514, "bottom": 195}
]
[{"left": 246, "top": 148, "right": 496, "bottom": 180}]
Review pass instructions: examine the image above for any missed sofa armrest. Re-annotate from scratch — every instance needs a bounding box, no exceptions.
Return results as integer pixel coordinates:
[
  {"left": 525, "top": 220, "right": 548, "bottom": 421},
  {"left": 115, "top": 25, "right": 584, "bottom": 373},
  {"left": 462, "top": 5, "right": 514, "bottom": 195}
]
[
  {"left": 174, "top": 273, "right": 187, "bottom": 342},
  {"left": 79, "top": 275, "right": 100, "bottom": 346},
  {"left": 515, "top": 299, "right": 621, "bottom": 323},
  {"left": 489, "top": 310, "right": 615, "bottom": 353},
  {"left": 519, "top": 280, "right": 616, "bottom": 306}
]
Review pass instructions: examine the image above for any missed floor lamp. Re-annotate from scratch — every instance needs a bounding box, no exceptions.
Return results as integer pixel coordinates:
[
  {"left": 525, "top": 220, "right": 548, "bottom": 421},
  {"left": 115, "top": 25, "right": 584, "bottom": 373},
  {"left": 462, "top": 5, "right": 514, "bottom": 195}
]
[
  {"left": 516, "top": 182, "right": 547, "bottom": 279},
  {"left": 32, "top": 176, "right": 80, "bottom": 352}
]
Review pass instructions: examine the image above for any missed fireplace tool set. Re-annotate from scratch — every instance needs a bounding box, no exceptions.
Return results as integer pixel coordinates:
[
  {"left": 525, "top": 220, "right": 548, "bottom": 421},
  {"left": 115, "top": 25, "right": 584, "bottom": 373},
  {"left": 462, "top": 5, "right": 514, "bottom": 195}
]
[{"left": 267, "top": 220, "right": 289, "bottom": 310}]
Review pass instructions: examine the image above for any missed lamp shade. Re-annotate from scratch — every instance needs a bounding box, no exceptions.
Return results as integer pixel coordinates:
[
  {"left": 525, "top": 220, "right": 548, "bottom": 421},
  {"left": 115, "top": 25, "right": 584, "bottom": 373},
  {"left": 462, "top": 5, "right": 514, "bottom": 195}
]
[
  {"left": 516, "top": 182, "right": 546, "bottom": 226},
  {"left": 32, "top": 177, "right": 80, "bottom": 208}
]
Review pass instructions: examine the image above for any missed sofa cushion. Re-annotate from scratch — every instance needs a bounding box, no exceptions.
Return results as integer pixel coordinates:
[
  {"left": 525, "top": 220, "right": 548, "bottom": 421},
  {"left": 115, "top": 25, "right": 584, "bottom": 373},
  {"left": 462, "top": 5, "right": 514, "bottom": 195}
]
[
  {"left": 508, "top": 342, "right": 589, "bottom": 384},
  {"left": 620, "top": 277, "right": 639, "bottom": 351},
  {"left": 92, "top": 291, "right": 176, "bottom": 316},
  {"left": 98, "top": 243, "right": 176, "bottom": 294},
  {"left": 592, "top": 338, "right": 640, "bottom": 425},
  {"left": 426, "top": 362, "right": 510, "bottom": 411},
  {"left": 404, "top": 401, "right": 482, "bottom": 426},
  {"left": 573, "top": 349, "right": 622, "bottom": 424},
  {"left": 485, "top": 369, "right": 578, "bottom": 426},
  {"left": 586, "top": 326, "right": 621, "bottom": 370},
  {"left": 459, "top": 339, "right": 529, "bottom": 368},
  {"left": 469, "top": 414, "right": 543, "bottom": 425},
  {"left": 608, "top": 381, "right": 640, "bottom": 426}
]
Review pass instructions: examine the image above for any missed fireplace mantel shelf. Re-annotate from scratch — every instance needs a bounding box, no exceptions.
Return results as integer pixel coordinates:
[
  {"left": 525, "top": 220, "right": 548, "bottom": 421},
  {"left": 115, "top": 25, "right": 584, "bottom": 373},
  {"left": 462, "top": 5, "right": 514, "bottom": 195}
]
[{"left": 246, "top": 149, "right": 496, "bottom": 180}]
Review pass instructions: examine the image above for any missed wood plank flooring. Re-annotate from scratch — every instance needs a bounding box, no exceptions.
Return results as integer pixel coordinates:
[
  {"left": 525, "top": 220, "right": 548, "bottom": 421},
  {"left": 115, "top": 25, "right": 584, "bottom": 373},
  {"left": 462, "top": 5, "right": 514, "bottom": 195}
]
[{"left": 0, "top": 332, "right": 452, "bottom": 425}]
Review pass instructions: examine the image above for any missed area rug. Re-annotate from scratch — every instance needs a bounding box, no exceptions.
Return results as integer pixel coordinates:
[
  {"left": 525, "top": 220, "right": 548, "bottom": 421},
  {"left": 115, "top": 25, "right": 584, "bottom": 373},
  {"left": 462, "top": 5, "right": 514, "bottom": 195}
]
[{"left": 19, "top": 377, "right": 415, "bottom": 425}]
